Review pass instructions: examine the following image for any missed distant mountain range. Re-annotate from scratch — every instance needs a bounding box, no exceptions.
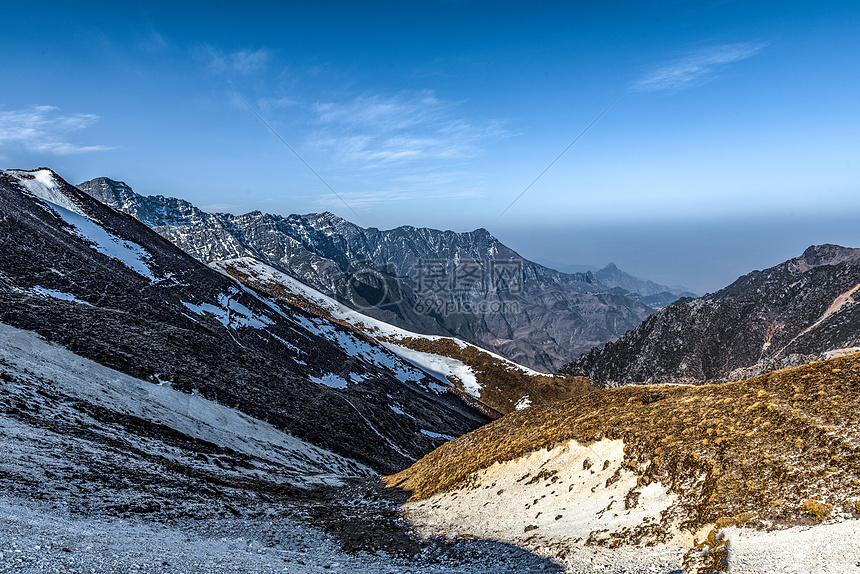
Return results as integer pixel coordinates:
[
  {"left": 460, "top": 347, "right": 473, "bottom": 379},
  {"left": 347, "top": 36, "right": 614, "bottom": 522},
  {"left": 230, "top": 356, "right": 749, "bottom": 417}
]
[
  {"left": 562, "top": 244, "right": 860, "bottom": 385},
  {"left": 593, "top": 262, "right": 697, "bottom": 310},
  {"left": 76, "top": 176, "right": 686, "bottom": 371},
  {"left": 536, "top": 259, "right": 697, "bottom": 303}
]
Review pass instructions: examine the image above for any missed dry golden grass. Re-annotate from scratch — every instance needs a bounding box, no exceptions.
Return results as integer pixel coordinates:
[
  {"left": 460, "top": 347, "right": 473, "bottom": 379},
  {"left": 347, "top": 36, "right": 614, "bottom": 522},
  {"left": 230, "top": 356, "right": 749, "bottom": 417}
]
[
  {"left": 386, "top": 353, "right": 860, "bottom": 532},
  {"left": 380, "top": 336, "right": 595, "bottom": 415}
]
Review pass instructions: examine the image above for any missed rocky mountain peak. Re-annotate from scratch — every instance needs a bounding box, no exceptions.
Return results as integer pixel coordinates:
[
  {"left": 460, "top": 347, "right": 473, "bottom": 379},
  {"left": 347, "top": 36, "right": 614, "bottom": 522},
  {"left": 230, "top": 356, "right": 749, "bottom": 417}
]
[{"left": 798, "top": 243, "right": 860, "bottom": 269}]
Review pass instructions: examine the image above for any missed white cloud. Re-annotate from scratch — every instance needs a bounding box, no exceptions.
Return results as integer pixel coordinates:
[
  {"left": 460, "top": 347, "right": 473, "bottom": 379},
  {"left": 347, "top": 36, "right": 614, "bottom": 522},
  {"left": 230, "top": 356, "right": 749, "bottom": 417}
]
[
  {"left": 310, "top": 90, "right": 505, "bottom": 168},
  {"left": 634, "top": 42, "right": 766, "bottom": 92},
  {"left": 0, "top": 105, "right": 112, "bottom": 155}
]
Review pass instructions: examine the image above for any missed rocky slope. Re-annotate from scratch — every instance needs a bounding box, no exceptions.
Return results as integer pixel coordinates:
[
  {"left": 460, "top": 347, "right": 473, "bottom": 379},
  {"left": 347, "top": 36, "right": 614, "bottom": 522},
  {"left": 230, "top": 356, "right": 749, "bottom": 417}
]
[
  {"left": 77, "top": 176, "right": 653, "bottom": 371},
  {"left": 387, "top": 352, "right": 860, "bottom": 572},
  {"left": 0, "top": 168, "right": 490, "bottom": 473},
  {"left": 562, "top": 245, "right": 860, "bottom": 386}
]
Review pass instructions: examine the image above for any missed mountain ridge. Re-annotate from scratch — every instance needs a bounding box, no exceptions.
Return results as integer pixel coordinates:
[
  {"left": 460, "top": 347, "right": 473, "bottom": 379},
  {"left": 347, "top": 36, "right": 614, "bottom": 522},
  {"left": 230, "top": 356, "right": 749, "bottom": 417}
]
[
  {"left": 1, "top": 167, "right": 491, "bottom": 473},
  {"left": 209, "top": 256, "right": 596, "bottom": 416},
  {"left": 77, "top": 175, "right": 655, "bottom": 371}
]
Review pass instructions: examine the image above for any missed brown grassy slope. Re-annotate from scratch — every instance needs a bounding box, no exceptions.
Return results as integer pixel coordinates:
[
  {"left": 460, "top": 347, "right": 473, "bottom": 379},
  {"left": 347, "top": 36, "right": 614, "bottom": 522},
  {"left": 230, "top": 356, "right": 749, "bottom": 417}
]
[
  {"left": 386, "top": 352, "right": 860, "bottom": 531},
  {"left": 379, "top": 336, "right": 595, "bottom": 415}
]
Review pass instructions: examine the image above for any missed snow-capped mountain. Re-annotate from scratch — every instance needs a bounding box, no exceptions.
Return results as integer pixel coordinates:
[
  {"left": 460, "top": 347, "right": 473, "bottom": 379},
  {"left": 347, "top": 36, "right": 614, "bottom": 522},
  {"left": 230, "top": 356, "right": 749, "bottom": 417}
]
[
  {"left": 0, "top": 168, "right": 491, "bottom": 474},
  {"left": 77, "top": 176, "right": 654, "bottom": 371},
  {"left": 208, "top": 257, "right": 595, "bottom": 416},
  {"left": 562, "top": 244, "right": 860, "bottom": 385}
]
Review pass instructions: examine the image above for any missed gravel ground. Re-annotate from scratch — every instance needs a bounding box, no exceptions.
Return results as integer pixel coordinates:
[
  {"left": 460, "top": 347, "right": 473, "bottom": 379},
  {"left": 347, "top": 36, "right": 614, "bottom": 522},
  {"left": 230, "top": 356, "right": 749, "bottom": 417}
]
[{"left": 0, "top": 494, "right": 567, "bottom": 574}]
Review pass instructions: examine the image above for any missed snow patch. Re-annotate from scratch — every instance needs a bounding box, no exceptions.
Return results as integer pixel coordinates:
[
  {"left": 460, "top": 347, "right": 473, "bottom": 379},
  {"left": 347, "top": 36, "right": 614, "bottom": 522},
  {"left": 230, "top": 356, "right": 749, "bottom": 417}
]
[
  {"left": 404, "top": 438, "right": 680, "bottom": 551},
  {"left": 309, "top": 373, "right": 349, "bottom": 389},
  {"left": 40, "top": 200, "right": 156, "bottom": 280},
  {"left": 419, "top": 429, "right": 455, "bottom": 441},
  {"left": 514, "top": 396, "right": 532, "bottom": 410},
  {"left": 9, "top": 169, "right": 84, "bottom": 215},
  {"left": 181, "top": 294, "right": 274, "bottom": 330},
  {"left": 29, "top": 286, "right": 92, "bottom": 306},
  {"left": 726, "top": 520, "right": 860, "bottom": 573},
  {"left": 379, "top": 340, "right": 479, "bottom": 397}
]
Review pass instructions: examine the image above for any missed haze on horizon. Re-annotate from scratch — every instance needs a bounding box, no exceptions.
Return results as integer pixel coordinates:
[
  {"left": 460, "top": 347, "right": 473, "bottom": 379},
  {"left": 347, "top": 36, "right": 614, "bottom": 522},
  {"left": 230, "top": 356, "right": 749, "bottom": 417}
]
[{"left": 2, "top": 1, "right": 859, "bottom": 293}]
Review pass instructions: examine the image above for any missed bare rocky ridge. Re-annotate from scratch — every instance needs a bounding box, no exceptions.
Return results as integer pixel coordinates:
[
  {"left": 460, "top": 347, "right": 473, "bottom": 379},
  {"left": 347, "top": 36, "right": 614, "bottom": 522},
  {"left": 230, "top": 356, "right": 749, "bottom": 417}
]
[
  {"left": 77, "top": 176, "right": 654, "bottom": 371},
  {"left": 561, "top": 244, "right": 860, "bottom": 386},
  {"left": 0, "top": 168, "right": 490, "bottom": 474}
]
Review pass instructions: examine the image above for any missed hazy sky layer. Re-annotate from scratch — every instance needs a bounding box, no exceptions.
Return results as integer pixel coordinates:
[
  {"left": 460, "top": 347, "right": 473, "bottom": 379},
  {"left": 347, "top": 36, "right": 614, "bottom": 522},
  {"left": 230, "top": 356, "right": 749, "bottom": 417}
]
[{"left": 2, "top": 1, "right": 859, "bottom": 291}]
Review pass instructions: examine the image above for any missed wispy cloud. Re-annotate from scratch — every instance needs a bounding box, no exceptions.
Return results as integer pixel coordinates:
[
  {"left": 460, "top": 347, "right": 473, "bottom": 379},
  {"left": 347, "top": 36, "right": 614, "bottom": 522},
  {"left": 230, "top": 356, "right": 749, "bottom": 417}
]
[
  {"left": 310, "top": 90, "right": 505, "bottom": 168},
  {"left": 202, "top": 46, "right": 271, "bottom": 76},
  {"left": 138, "top": 28, "right": 168, "bottom": 52},
  {"left": 634, "top": 42, "right": 766, "bottom": 92},
  {"left": 135, "top": 17, "right": 169, "bottom": 53},
  {"left": 311, "top": 182, "right": 486, "bottom": 210},
  {"left": 0, "top": 105, "right": 113, "bottom": 155}
]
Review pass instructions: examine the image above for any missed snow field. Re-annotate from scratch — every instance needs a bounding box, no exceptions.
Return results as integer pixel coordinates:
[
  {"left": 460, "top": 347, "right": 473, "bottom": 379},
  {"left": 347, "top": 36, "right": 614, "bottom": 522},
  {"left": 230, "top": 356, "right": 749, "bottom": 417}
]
[{"left": 0, "top": 322, "right": 371, "bottom": 486}]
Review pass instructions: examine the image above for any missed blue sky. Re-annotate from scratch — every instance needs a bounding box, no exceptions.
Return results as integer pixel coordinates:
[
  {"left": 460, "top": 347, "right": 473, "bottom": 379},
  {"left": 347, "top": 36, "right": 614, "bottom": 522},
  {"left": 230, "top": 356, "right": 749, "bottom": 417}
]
[{"left": 2, "top": 1, "right": 859, "bottom": 291}]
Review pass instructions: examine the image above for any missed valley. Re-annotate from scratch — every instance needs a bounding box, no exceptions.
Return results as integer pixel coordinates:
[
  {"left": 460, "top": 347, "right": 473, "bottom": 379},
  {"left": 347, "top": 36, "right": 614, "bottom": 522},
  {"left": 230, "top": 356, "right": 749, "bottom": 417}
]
[{"left": 1, "top": 167, "right": 859, "bottom": 573}]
